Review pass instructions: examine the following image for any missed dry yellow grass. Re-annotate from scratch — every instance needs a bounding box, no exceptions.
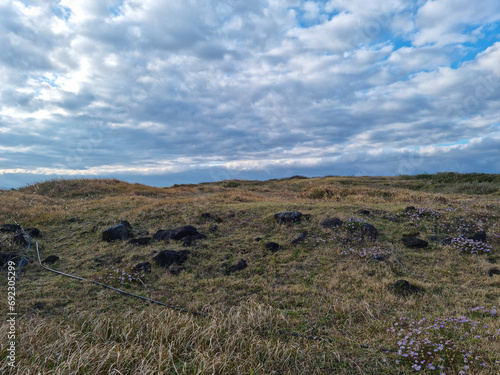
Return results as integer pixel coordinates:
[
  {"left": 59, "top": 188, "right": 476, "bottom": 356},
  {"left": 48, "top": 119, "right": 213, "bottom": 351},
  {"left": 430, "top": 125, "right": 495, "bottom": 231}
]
[{"left": 0, "top": 175, "right": 499, "bottom": 374}]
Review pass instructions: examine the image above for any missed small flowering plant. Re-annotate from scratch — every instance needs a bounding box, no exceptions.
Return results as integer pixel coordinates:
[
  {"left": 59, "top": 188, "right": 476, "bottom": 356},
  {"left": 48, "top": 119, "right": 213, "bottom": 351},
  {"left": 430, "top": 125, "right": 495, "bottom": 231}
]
[
  {"left": 340, "top": 246, "right": 388, "bottom": 260},
  {"left": 449, "top": 236, "right": 492, "bottom": 254},
  {"left": 386, "top": 313, "right": 498, "bottom": 374},
  {"left": 96, "top": 265, "right": 146, "bottom": 287}
]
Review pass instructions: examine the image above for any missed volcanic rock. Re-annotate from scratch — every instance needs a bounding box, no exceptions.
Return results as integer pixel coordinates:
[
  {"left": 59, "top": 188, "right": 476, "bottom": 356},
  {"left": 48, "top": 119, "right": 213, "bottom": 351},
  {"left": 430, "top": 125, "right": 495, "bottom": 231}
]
[
  {"left": 227, "top": 259, "right": 247, "bottom": 274},
  {"left": 14, "top": 233, "right": 28, "bottom": 246},
  {"left": 128, "top": 237, "right": 151, "bottom": 246},
  {"left": 0, "top": 224, "right": 22, "bottom": 233},
  {"left": 321, "top": 218, "right": 343, "bottom": 229},
  {"left": 391, "top": 279, "right": 422, "bottom": 295},
  {"left": 265, "top": 242, "right": 281, "bottom": 253},
  {"left": 291, "top": 231, "right": 308, "bottom": 245},
  {"left": 42, "top": 255, "right": 59, "bottom": 265},
  {"left": 401, "top": 237, "right": 429, "bottom": 248},
  {"left": 488, "top": 268, "right": 500, "bottom": 277},
  {"left": 153, "top": 250, "right": 190, "bottom": 268},
  {"left": 469, "top": 231, "right": 487, "bottom": 242},
  {"left": 102, "top": 222, "right": 130, "bottom": 241},
  {"left": 274, "top": 211, "right": 303, "bottom": 224},
  {"left": 362, "top": 223, "right": 379, "bottom": 241},
  {"left": 133, "top": 261, "right": 151, "bottom": 274}
]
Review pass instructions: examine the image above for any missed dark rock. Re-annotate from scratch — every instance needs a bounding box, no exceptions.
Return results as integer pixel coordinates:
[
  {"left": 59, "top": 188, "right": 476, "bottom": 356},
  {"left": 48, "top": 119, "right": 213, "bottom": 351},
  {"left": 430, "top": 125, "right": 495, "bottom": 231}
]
[
  {"left": 488, "top": 268, "right": 500, "bottom": 277},
  {"left": 201, "top": 213, "right": 212, "bottom": 219},
  {"left": 391, "top": 279, "right": 422, "bottom": 295},
  {"left": 255, "top": 237, "right": 262, "bottom": 242},
  {"left": 383, "top": 216, "right": 399, "bottom": 223},
  {"left": 429, "top": 235, "right": 452, "bottom": 246},
  {"left": 404, "top": 206, "right": 416, "bottom": 212},
  {"left": 321, "top": 218, "right": 343, "bottom": 229},
  {"left": 170, "top": 225, "right": 203, "bottom": 240},
  {"left": 0, "top": 224, "right": 22, "bottom": 233},
  {"left": 362, "top": 223, "right": 379, "bottom": 241},
  {"left": 401, "top": 237, "right": 429, "bottom": 248},
  {"left": 42, "top": 255, "right": 59, "bottom": 265},
  {"left": 168, "top": 264, "right": 186, "bottom": 275},
  {"left": 228, "top": 259, "right": 247, "bottom": 274},
  {"left": 0, "top": 252, "right": 20, "bottom": 267},
  {"left": 358, "top": 209, "right": 370, "bottom": 215},
  {"left": 153, "top": 225, "right": 204, "bottom": 242},
  {"left": 152, "top": 230, "right": 171, "bottom": 241},
  {"left": 14, "top": 233, "right": 28, "bottom": 246},
  {"left": 102, "top": 223, "right": 130, "bottom": 241},
  {"left": 121, "top": 221, "right": 132, "bottom": 230},
  {"left": 153, "top": 250, "right": 190, "bottom": 268},
  {"left": 469, "top": 231, "right": 487, "bottom": 242},
  {"left": 27, "top": 228, "right": 41, "bottom": 238},
  {"left": 133, "top": 262, "right": 151, "bottom": 274},
  {"left": 33, "top": 302, "right": 46, "bottom": 310},
  {"left": 128, "top": 237, "right": 151, "bottom": 246},
  {"left": 487, "top": 257, "right": 497, "bottom": 264},
  {"left": 291, "top": 231, "right": 308, "bottom": 245},
  {"left": 265, "top": 242, "right": 282, "bottom": 253},
  {"left": 181, "top": 233, "right": 207, "bottom": 246},
  {"left": 209, "top": 225, "right": 218, "bottom": 233},
  {"left": 274, "top": 211, "right": 302, "bottom": 224}
]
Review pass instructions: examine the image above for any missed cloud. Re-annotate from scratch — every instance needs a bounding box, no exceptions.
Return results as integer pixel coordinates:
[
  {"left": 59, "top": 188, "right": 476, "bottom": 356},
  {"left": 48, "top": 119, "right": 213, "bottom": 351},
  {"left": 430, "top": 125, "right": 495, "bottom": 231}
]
[{"left": 0, "top": 0, "right": 499, "bottom": 188}]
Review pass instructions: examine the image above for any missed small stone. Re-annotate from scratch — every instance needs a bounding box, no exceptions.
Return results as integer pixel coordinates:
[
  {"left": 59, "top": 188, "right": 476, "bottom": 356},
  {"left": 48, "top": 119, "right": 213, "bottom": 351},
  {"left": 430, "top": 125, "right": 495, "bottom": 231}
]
[
  {"left": 27, "top": 228, "right": 41, "bottom": 238},
  {"left": 42, "top": 255, "right": 60, "bottom": 265},
  {"left": 102, "top": 223, "right": 130, "bottom": 241},
  {"left": 14, "top": 233, "right": 28, "bottom": 246},
  {"left": 488, "top": 268, "right": 500, "bottom": 277},
  {"left": 274, "top": 211, "right": 303, "bottom": 224},
  {"left": 153, "top": 250, "right": 190, "bottom": 268},
  {"left": 265, "top": 242, "right": 281, "bottom": 253},
  {"left": 168, "top": 263, "right": 186, "bottom": 275},
  {"left": 321, "top": 218, "right": 343, "bottom": 229},
  {"left": 291, "top": 231, "right": 308, "bottom": 245},
  {"left": 401, "top": 237, "right": 429, "bottom": 248},
  {"left": 362, "top": 223, "right": 378, "bottom": 241},
  {"left": 228, "top": 259, "right": 247, "bottom": 274},
  {"left": 404, "top": 206, "right": 416, "bottom": 212},
  {"left": 358, "top": 209, "right": 370, "bottom": 215},
  {"left": 0, "top": 224, "right": 22, "bottom": 233},
  {"left": 469, "top": 231, "right": 487, "bottom": 242},
  {"left": 128, "top": 237, "right": 151, "bottom": 246},
  {"left": 391, "top": 279, "right": 422, "bottom": 295},
  {"left": 133, "top": 262, "right": 151, "bottom": 274}
]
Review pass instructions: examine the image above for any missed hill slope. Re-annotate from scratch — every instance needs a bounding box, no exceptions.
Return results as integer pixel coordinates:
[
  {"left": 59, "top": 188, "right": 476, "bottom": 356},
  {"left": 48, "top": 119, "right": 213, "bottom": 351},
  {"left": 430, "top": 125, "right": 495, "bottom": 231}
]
[{"left": 1, "top": 175, "right": 499, "bottom": 374}]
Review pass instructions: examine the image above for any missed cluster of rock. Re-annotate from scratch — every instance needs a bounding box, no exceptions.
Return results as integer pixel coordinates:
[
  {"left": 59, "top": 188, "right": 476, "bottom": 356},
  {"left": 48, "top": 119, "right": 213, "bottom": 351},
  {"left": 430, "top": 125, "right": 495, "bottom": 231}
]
[
  {"left": 0, "top": 224, "right": 42, "bottom": 268},
  {"left": 2, "top": 204, "right": 497, "bottom": 293}
]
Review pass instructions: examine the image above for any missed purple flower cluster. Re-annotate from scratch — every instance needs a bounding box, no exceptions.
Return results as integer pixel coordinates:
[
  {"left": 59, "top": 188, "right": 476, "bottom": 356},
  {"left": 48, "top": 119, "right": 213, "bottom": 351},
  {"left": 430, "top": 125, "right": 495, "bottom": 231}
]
[
  {"left": 340, "top": 246, "right": 387, "bottom": 259},
  {"left": 98, "top": 265, "right": 145, "bottom": 286},
  {"left": 387, "top": 314, "right": 495, "bottom": 373},
  {"left": 471, "top": 306, "right": 497, "bottom": 317},
  {"left": 449, "top": 236, "right": 491, "bottom": 254},
  {"left": 403, "top": 208, "right": 443, "bottom": 221}
]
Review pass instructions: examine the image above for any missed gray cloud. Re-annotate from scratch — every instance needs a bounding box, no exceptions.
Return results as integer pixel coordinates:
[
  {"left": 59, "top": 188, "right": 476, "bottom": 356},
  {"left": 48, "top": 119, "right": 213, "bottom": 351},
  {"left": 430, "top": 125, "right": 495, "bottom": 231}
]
[{"left": 0, "top": 0, "right": 499, "bottom": 188}]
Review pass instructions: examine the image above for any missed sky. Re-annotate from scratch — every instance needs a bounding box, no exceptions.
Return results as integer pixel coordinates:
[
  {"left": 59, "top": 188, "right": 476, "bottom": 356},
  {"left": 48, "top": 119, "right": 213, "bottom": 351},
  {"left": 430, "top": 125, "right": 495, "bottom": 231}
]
[{"left": 0, "top": 0, "right": 499, "bottom": 189}]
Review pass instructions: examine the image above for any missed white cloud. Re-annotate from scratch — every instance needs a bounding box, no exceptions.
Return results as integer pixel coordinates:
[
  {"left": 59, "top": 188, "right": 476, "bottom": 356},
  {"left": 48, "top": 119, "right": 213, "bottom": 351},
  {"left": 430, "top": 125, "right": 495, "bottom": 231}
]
[{"left": 1, "top": 0, "right": 499, "bottom": 187}]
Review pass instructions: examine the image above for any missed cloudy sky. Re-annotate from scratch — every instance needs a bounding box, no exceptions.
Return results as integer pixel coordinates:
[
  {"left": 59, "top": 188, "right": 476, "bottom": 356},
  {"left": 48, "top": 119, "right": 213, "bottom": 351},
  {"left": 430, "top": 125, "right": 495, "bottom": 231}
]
[{"left": 1, "top": 0, "right": 499, "bottom": 188}]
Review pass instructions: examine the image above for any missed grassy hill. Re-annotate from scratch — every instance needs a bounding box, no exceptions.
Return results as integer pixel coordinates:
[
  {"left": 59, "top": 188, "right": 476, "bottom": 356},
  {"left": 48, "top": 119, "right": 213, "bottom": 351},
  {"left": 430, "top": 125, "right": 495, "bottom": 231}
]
[{"left": 1, "top": 174, "right": 499, "bottom": 374}]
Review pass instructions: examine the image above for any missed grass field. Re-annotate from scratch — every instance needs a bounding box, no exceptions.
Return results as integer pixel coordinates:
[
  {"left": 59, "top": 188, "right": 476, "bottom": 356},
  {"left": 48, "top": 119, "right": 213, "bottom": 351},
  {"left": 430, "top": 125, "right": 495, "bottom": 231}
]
[{"left": 1, "top": 173, "right": 499, "bottom": 374}]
